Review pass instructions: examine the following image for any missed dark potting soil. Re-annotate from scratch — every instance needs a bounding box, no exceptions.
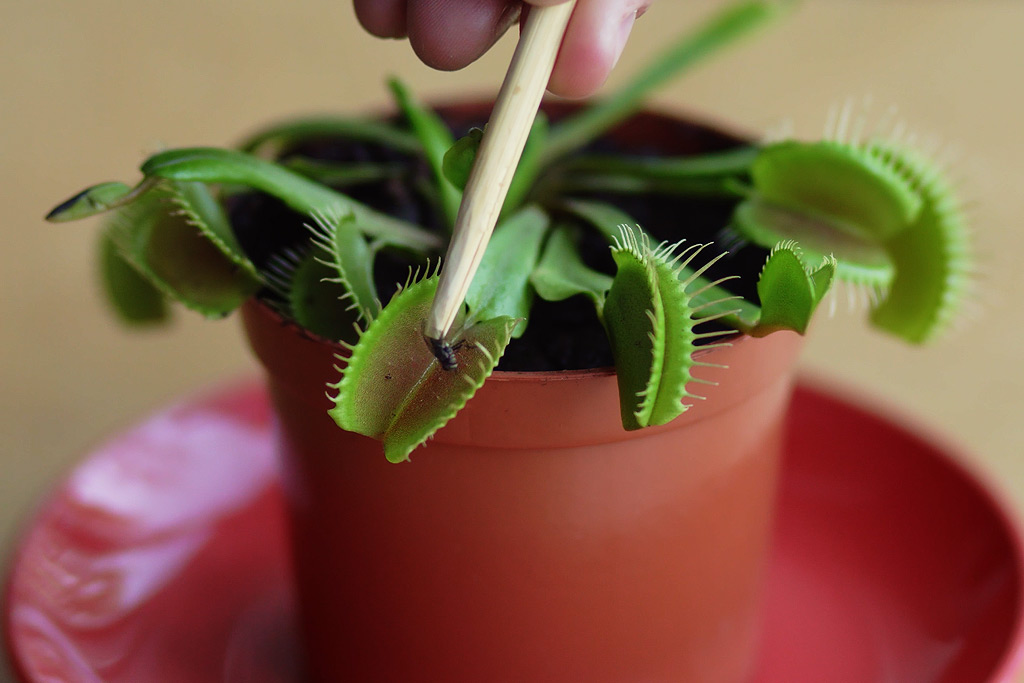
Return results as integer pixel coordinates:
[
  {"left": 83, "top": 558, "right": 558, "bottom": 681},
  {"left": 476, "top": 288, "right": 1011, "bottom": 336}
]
[{"left": 227, "top": 106, "right": 768, "bottom": 372}]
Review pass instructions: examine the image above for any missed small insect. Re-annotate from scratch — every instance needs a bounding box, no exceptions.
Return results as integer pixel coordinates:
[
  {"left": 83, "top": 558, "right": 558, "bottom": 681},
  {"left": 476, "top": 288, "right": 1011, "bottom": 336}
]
[{"left": 425, "top": 336, "right": 466, "bottom": 371}]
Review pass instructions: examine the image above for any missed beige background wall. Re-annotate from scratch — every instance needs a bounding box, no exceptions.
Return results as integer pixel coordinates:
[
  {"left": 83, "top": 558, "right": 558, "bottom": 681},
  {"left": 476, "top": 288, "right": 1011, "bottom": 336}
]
[{"left": 2, "top": 2, "right": 1022, "bottom": 680}]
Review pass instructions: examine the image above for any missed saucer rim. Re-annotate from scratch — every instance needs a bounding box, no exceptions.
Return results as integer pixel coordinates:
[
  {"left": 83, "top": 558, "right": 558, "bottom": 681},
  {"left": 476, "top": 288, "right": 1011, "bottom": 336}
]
[
  {"left": 792, "top": 376, "right": 1024, "bottom": 683},
  {"left": 4, "top": 376, "right": 1023, "bottom": 683}
]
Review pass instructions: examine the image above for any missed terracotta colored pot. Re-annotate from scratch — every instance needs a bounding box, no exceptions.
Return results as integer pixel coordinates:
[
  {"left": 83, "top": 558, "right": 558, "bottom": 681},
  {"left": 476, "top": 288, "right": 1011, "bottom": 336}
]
[
  {"left": 243, "top": 307, "right": 802, "bottom": 682},
  {"left": 240, "top": 107, "right": 805, "bottom": 682}
]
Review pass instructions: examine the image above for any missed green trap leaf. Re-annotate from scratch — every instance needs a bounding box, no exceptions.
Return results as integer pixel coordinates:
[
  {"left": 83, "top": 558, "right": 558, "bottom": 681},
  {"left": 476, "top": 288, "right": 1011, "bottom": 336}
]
[
  {"left": 330, "top": 275, "right": 516, "bottom": 463},
  {"left": 561, "top": 198, "right": 759, "bottom": 330},
  {"left": 98, "top": 229, "right": 169, "bottom": 325},
  {"left": 751, "top": 140, "right": 922, "bottom": 240},
  {"left": 867, "top": 142, "right": 972, "bottom": 343},
  {"left": 105, "top": 183, "right": 260, "bottom": 318},
  {"left": 286, "top": 250, "right": 365, "bottom": 343},
  {"left": 307, "top": 209, "right": 380, "bottom": 324},
  {"left": 733, "top": 139, "right": 926, "bottom": 289},
  {"left": 168, "top": 181, "right": 259, "bottom": 279},
  {"left": 603, "top": 227, "right": 721, "bottom": 430},
  {"left": 47, "top": 181, "right": 137, "bottom": 222},
  {"left": 733, "top": 199, "right": 894, "bottom": 287},
  {"left": 751, "top": 241, "right": 835, "bottom": 336}
]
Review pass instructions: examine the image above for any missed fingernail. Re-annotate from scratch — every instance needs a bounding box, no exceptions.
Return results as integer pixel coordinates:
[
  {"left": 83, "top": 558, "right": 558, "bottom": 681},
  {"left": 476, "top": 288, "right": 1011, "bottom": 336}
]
[
  {"left": 496, "top": 3, "right": 523, "bottom": 38},
  {"left": 610, "top": 11, "right": 637, "bottom": 70}
]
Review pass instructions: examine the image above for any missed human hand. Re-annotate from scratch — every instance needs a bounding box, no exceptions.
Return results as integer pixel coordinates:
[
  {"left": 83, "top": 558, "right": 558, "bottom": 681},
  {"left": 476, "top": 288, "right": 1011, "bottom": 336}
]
[{"left": 353, "top": 0, "right": 652, "bottom": 99}]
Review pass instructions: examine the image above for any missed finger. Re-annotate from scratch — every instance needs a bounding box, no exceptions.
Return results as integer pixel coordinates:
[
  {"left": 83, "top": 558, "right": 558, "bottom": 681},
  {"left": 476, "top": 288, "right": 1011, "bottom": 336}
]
[
  {"left": 354, "top": 0, "right": 408, "bottom": 38},
  {"left": 407, "top": 0, "right": 523, "bottom": 71},
  {"left": 545, "top": 0, "right": 652, "bottom": 99},
  {"left": 525, "top": 0, "right": 649, "bottom": 12}
]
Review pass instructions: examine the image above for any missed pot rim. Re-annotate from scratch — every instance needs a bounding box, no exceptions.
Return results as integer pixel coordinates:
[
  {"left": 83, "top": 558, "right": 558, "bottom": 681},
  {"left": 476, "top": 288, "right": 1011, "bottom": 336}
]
[{"left": 244, "top": 296, "right": 746, "bottom": 383}]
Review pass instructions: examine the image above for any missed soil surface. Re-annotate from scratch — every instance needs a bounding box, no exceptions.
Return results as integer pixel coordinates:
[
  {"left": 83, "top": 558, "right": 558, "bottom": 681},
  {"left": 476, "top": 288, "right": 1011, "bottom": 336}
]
[{"left": 227, "top": 106, "right": 767, "bottom": 371}]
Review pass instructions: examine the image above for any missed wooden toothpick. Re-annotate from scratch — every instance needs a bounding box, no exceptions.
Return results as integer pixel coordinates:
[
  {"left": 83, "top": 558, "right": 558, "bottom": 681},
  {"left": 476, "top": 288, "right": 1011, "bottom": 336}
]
[{"left": 424, "top": 1, "right": 576, "bottom": 368}]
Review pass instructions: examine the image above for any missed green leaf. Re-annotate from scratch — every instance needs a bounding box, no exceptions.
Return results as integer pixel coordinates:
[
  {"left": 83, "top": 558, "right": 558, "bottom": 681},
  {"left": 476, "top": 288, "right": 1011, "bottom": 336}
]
[
  {"left": 867, "top": 142, "right": 972, "bottom": 343},
  {"left": 442, "top": 127, "right": 483, "bottom": 192},
  {"left": 557, "top": 146, "right": 756, "bottom": 198},
  {"left": 732, "top": 138, "right": 931, "bottom": 290},
  {"left": 105, "top": 183, "right": 260, "bottom": 318},
  {"left": 140, "top": 147, "right": 442, "bottom": 252},
  {"left": 98, "top": 228, "right": 169, "bottom": 325},
  {"left": 603, "top": 227, "right": 720, "bottom": 430},
  {"left": 559, "top": 198, "right": 638, "bottom": 243},
  {"left": 329, "top": 275, "right": 516, "bottom": 463},
  {"left": 605, "top": 240, "right": 663, "bottom": 431},
  {"left": 503, "top": 113, "right": 549, "bottom": 216},
  {"left": 751, "top": 140, "right": 922, "bottom": 241},
  {"left": 307, "top": 209, "right": 380, "bottom": 323},
  {"left": 530, "top": 225, "right": 612, "bottom": 309},
  {"left": 544, "top": 0, "right": 794, "bottom": 162},
  {"left": 732, "top": 198, "right": 894, "bottom": 288},
  {"left": 808, "top": 255, "right": 837, "bottom": 309},
  {"left": 751, "top": 241, "right": 835, "bottom": 336},
  {"left": 238, "top": 115, "right": 419, "bottom": 156},
  {"left": 464, "top": 206, "right": 550, "bottom": 337},
  {"left": 167, "top": 181, "right": 259, "bottom": 279},
  {"left": 47, "top": 181, "right": 137, "bottom": 222},
  {"left": 389, "top": 78, "right": 462, "bottom": 227},
  {"left": 286, "top": 250, "right": 364, "bottom": 343}
]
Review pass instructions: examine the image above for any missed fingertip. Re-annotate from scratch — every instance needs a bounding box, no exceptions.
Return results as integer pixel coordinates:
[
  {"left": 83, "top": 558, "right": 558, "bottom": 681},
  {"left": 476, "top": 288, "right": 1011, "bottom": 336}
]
[
  {"left": 408, "top": 0, "right": 519, "bottom": 71},
  {"left": 354, "top": 0, "right": 408, "bottom": 39},
  {"left": 547, "top": 44, "right": 611, "bottom": 99},
  {"left": 545, "top": 0, "right": 641, "bottom": 99}
]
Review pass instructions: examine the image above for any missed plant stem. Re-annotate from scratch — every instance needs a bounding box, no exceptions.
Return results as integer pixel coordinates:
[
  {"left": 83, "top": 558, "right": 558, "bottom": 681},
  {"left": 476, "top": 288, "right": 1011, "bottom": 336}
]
[
  {"left": 564, "top": 146, "right": 758, "bottom": 178},
  {"left": 141, "top": 147, "right": 442, "bottom": 252},
  {"left": 542, "top": 1, "right": 791, "bottom": 163},
  {"left": 282, "top": 158, "right": 405, "bottom": 187},
  {"left": 555, "top": 174, "right": 747, "bottom": 198},
  {"left": 238, "top": 115, "right": 419, "bottom": 156},
  {"left": 388, "top": 78, "right": 462, "bottom": 230}
]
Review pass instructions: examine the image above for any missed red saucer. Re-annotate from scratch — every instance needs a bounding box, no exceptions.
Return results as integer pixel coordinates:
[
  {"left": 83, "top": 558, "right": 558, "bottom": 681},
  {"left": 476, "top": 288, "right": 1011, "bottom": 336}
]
[{"left": 5, "top": 380, "right": 1023, "bottom": 682}]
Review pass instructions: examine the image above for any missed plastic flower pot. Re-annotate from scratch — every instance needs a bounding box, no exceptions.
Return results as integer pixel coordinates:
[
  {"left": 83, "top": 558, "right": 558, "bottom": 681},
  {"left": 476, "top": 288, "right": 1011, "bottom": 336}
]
[
  {"left": 242, "top": 312, "right": 802, "bottom": 682},
  {"left": 237, "top": 105, "right": 805, "bottom": 682}
]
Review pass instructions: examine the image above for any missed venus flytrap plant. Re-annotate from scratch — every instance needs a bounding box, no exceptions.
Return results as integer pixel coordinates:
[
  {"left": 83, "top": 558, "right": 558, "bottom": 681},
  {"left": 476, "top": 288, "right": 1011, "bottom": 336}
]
[{"left": 47, "top": 0, "right": 972, "bottom": 460}]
